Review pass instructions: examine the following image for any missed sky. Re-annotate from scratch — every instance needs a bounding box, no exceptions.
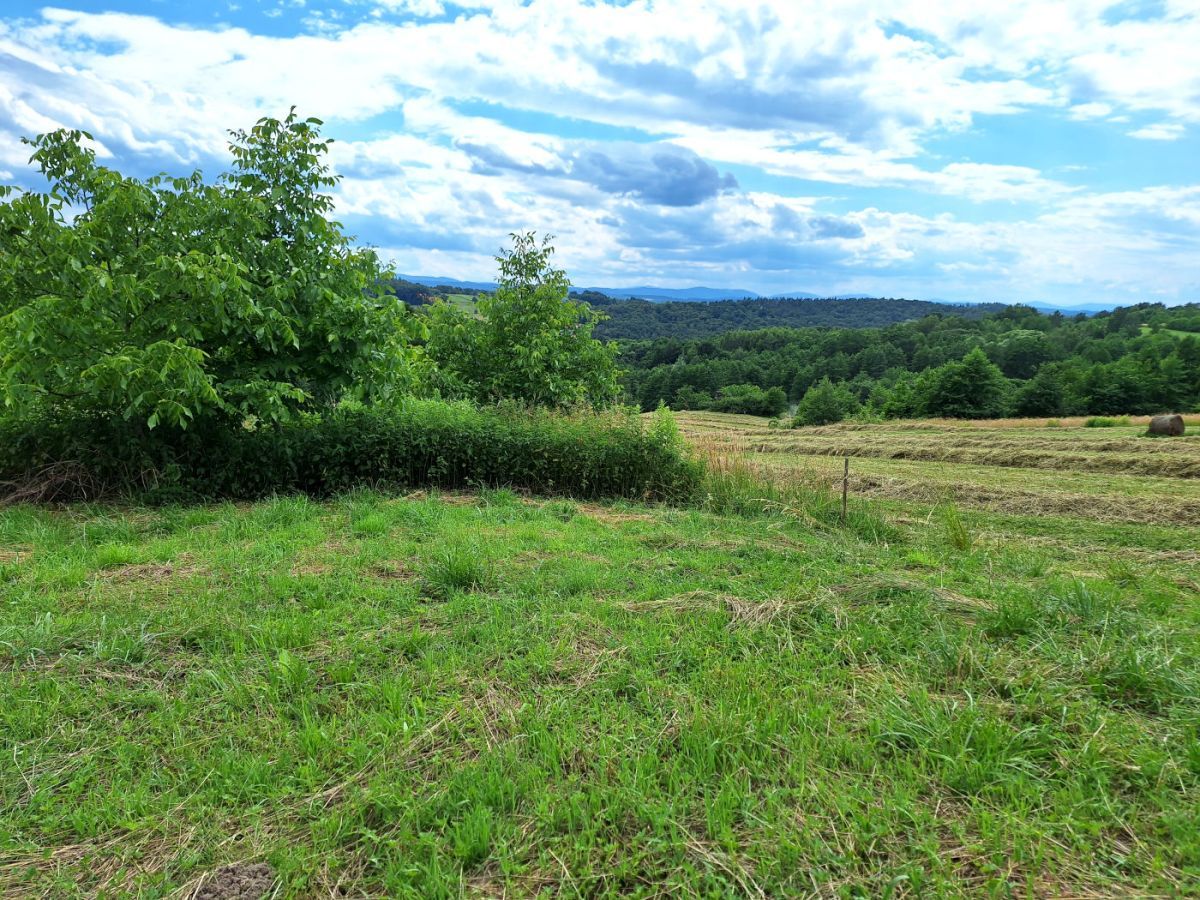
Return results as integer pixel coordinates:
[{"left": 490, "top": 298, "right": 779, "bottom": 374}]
[{"left": 2, "top": 1, "right": 1199, "bottom": 306}]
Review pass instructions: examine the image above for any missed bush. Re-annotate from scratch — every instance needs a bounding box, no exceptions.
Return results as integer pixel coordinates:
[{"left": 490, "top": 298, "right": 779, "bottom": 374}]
[
  {"left": 0, "top": 400, "right": 702, "bottom": 503},
  {"left": 1084, "top": 416, "right": 1131, "bottom": 428}
]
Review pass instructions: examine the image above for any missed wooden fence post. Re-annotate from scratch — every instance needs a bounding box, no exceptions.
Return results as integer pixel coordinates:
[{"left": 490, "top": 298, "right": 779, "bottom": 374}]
[{"left": 841, "top": 456, "right": 849, "bottom": 524}]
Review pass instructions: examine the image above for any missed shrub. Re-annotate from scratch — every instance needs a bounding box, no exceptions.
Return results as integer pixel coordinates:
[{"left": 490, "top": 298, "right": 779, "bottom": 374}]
[
  {"left": 1084, "top": 416, "right": 1131, "bottom": 428},
  {"left": 0, "top": 400, "right": 702, "bottom": 503}
]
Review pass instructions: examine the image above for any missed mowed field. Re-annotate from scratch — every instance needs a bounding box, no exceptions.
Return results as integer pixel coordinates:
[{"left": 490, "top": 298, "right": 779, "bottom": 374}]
[
  {"left": 1, "top": 417, "right": 1199, "bottom": 896},
  {"left": 677, "top": 412, "right": 1200, "bottom": 527}
]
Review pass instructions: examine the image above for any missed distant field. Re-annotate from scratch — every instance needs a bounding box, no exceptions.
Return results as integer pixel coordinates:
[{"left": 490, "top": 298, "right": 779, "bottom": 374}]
[
  {"left": 676, "top": 412, "right": 1200, "bottom": 525},
  {"left": 443, "top": 293, "right": 478, "bottom": 313},
  {"left": 1140, "top": 324, "right": 1199, "bottom": 339}
]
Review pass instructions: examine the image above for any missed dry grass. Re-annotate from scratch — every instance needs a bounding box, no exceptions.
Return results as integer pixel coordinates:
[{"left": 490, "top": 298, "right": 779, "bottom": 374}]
[{"left": 677, "top": 412, "right": 1200, "bottom": 525}]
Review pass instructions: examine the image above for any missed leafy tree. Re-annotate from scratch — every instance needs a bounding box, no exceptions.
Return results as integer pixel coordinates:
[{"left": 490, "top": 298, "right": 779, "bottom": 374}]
[
  {"left": 994, "top": 329, "right": 1055, "bottom": 379},
  {"left": 793, "top": 377, "right": 857, "bottom": 426},
  {"left": 1071, "top": 359, "right": 1148, "bottom": 414},
  {"left": 872, "top": 371, "right": 923, "bottom": 419},
  {"left": 425, "top": 232, "right": 620, "bottom": 407},
  {"left": 0, "top": 110, "right": 420, "bottom": 428},
  {"left": 919, "top": 348, "right": 1009, "bottom": 418},
  {"left": 709, "top": 383, "right": 788, "bottom": 416},
  {"left": 672, "top": 385, "right": 713, "bottom": 410},
  {"left": 1010, "top": 367, "right": 1065, "bottom": 416}
]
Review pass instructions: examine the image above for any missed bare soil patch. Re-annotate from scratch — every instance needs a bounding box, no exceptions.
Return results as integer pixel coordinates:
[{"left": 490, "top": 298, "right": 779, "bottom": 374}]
[{"left": 191, "top": 861, "right": 275, "bottom": 900}]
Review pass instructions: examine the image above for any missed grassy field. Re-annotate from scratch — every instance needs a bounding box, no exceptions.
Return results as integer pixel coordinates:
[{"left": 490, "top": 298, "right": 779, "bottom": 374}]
[
  {"left": 678, "top": 412, "right": 1200, "bottom": 526},
  {"left": 444, "top": 293, "right": 479, "bottom": 314},
  {"left": 1139, "top": 325, "right": 1199, "bottom": 339},
  {"left": 2, "top": 418, "right": 1199, "bottom": 896}
]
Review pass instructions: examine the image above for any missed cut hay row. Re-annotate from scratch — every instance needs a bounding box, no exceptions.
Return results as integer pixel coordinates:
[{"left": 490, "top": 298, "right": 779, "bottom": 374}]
[
  {"left": 748, "top": 456, "right": 1199, "bottom": 527},
  {"left": 688, "top": 430, "right": 1200, "bottom": 479}
]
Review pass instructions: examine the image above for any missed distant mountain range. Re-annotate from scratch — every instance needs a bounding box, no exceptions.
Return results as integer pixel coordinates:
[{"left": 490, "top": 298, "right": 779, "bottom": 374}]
[{"left": 397, "top": 274, "right": 1114, "bottom": 315}]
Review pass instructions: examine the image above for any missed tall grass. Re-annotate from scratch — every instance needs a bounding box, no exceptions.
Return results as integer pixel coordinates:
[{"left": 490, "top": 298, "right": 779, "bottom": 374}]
[
  {"left": 692, "top": 431, "right": 896, "bottom": 541},
  {"left": 939, "top": 502, "right": 973, "bottom": 552}
]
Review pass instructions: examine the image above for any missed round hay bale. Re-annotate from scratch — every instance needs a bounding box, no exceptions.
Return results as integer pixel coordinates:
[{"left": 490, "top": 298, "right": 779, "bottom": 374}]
[{"left": 1148, "top": 414, "right": 1185, "bottom": 436}]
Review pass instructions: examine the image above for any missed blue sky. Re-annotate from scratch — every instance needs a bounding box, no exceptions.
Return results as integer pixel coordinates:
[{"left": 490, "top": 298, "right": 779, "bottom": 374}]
[{"left": 2, "top": 0, "right": 1199, "bottom": 305}]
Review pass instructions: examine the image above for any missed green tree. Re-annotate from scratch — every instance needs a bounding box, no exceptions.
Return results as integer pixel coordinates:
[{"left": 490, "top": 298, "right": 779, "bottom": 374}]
[
  {"left": 876, "top": 371, "right": 923, "bottom": 419},
  {"left": 1010, "top": 367, "right": 1065, "bottom": 417},
  {"left": 425, "top": 232, "right": 620, "bottom": 407},
  {"left": 920, "top": 348, "right": 1009, "bottom": 418},
  {"left": 0, "top": 110, "right": 421, "bottom": 428},
  {"left": 1071, "top": 358, "right": 1148, "bottom": 414},
  {"left": 995, "top": 329, "right": 1055, "bottom": 379},
  {"left": 672, "top": 385, "right": 713, "bottom": 410},
  {"left": 793, "top": 377, "right": 856, "bottom": 427},
  {"left": 709, "top": 383, "right": 788, "bottom": 416}
]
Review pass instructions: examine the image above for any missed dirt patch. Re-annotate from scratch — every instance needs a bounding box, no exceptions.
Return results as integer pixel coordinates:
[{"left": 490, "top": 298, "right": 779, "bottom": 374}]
[
  {"left": 192, "top": 862, "right": 274, "bottom": 900},
  {"left": 289, "top": 563, "right": 332, "bottom": 576},
  {"left": 576, "top": 503, "right": 655, "bottom": 524},
  {"left": 100, "top": 560, "right": 205, "bottom": 583},
  {"left": 370, "top": 560, "right": 415, "bottom": 580}
]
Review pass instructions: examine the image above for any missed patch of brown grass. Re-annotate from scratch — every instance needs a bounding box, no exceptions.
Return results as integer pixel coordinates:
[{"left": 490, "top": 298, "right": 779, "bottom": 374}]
[
  {"left": 369, "top": 560, "right": 415, "bottom": 580},
  {"left": 576, "top": 503, "right": 655, "bottom": 524},
  {"left": 99, "top": 559, "right": 206, "bottom": 583}
]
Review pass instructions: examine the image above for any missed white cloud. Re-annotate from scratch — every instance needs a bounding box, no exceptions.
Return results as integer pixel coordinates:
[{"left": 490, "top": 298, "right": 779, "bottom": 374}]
[
  {"left": 1, "top": 1, "right": 1199, "bottom": 302},
  {"left": 1069, "top": 101, "right": 1113, "bottom": 119},
  {"left": 1127, "top": 122, "right": 1186, "bottom": 140}
]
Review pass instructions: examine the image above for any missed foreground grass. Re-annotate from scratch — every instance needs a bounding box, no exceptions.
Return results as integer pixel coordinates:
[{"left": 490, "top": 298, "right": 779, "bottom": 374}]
[{"left": 1, "top": 488, "right": 1198, "bottom": 897}]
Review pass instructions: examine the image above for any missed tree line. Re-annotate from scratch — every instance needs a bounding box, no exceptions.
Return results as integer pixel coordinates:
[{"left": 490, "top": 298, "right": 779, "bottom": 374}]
[
  {"left": 622, "top": 304, "right": 1200, "bottom": 421},
  {"left": 578, "top": 292, "right": 1002, "bottom": 340}
]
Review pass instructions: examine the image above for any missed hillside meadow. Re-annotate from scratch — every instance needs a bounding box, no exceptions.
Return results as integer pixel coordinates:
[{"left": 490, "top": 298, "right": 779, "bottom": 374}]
[{"left": 2, "top": 414, "right": 1199, "bottom": 897}]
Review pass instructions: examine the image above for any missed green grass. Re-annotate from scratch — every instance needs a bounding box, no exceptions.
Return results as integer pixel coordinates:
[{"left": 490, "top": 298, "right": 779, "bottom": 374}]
[
  {"left": 1140, "top": 324, "right": 1199, "bottom": 339},
  {"left": 1, "top": 486, "right": 1198, "bottom": 897},
  {"left": 444, "top": 293, "right": 479, "bottom": 314}
]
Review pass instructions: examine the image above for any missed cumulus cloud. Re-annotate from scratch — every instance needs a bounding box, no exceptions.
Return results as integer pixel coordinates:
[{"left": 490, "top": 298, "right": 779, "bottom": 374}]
[
  {"left": 1, "top": 1, "right": 1199, "bottom": 302},
  {"left": 1127, "top": 122, "right": 1186, "bottom": 140},
  {"left": 459, "top": 140, "right": 737, "bottom": 207}
]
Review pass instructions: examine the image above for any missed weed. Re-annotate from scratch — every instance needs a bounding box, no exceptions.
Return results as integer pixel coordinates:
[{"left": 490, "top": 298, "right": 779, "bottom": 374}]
[
  {"left": 940, "top": 503, "right": 973, "bottom": 552},
  {"left": 542, "top": 499, "right": 579, "bottom": 522},
  {"left": 351, "top": 513, "right": 390, "bottom": 537},
  {"left": 421, "top": 544, "right": 492, "bottom": 599}
]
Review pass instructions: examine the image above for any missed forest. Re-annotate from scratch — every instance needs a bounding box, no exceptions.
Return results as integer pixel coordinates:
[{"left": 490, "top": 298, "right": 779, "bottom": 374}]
[
  {"left": 620, "top": 302, "right": 1200, "bottom": 421},
  {"left": 579, "top": 292, "right": 1004, "bottom": 340}
]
